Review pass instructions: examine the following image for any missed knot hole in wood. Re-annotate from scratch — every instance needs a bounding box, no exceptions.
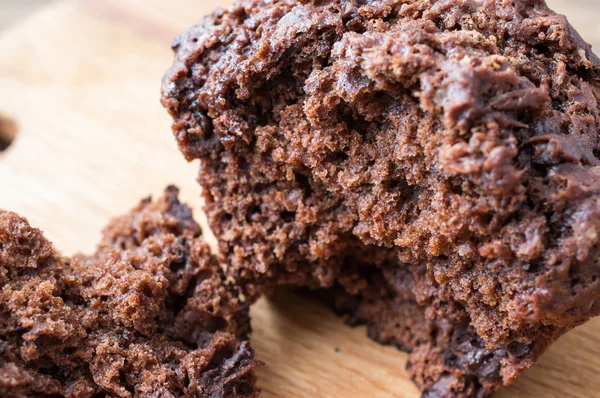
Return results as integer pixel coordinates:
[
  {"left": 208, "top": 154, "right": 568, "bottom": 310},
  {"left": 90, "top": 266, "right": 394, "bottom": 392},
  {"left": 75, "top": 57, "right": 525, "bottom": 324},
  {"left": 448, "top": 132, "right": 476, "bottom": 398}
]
[{"left": 0, "top": 114, "right": 18, "bottom": 153}]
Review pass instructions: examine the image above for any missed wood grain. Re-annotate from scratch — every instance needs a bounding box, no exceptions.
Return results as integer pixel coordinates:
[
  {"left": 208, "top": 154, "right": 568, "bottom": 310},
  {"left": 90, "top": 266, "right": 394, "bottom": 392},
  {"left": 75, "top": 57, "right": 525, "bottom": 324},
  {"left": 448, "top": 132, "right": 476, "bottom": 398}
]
[{"left": 0, "top": 1, "right": 598, "bottom": 397}]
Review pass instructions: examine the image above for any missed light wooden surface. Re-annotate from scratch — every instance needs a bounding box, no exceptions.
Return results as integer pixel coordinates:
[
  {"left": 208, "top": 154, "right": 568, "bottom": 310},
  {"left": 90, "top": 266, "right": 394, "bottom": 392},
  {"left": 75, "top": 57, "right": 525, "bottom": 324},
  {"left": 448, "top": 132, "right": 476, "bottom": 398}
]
[{"left": 0, "top": 1, "right": 598, "bottom": 397}]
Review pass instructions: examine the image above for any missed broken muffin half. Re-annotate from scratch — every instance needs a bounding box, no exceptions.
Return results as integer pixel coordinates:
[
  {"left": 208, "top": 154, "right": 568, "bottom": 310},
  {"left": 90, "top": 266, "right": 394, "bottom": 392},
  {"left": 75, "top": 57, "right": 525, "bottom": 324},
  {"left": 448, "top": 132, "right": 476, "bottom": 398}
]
[
  {"left": 0, "top": 187, "right": 261, "bottom": 398},
  {"left": 162, "top": 0, "right": 600, "bottom": 396}
]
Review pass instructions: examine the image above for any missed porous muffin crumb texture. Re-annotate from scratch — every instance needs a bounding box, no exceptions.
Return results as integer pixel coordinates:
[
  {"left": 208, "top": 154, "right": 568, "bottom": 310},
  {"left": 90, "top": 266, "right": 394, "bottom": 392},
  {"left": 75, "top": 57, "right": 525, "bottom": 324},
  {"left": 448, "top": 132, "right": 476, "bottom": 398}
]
[{"left": 0, "top": 187, "right": 261, "bottom": 398}]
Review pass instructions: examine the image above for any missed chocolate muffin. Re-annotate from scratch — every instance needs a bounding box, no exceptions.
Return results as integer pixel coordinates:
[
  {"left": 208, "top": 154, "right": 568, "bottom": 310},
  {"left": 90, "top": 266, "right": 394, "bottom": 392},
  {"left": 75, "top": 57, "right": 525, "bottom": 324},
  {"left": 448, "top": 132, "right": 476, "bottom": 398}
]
[
  {"left": 162, "top": 0, "right": 600, "bottom": 396},
  {"left": 0, "top": 187, "right": 261, "bottom": 398}
]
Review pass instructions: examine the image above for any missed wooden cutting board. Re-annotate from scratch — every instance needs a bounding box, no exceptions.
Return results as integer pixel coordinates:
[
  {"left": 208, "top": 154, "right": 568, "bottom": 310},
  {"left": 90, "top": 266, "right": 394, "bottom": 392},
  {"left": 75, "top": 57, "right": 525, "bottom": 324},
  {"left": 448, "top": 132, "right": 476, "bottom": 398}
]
[{"left": 0, "top": 1, "right": 598, "bottom": 396}]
